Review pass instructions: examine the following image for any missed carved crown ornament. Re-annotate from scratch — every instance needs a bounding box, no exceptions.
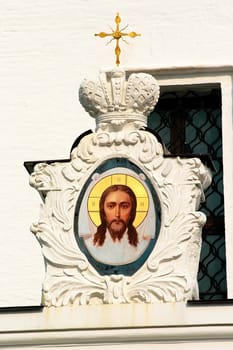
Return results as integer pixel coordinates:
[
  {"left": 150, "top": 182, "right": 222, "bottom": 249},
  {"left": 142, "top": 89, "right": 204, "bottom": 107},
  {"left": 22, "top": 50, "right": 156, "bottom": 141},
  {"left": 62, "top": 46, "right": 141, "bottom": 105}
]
[
  {"left": 79, "top": 68, "right": 160, "bottom": 129},
  {"left": 26, "top": 68, "right": 212, "bottom": 307}
]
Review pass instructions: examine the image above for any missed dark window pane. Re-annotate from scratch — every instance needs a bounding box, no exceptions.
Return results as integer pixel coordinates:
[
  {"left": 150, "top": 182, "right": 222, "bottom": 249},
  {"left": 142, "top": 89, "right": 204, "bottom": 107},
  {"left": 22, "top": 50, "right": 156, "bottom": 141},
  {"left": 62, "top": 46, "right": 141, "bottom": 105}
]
[{"left": 148, "top": 86, "right": 226, "bottom": 300}]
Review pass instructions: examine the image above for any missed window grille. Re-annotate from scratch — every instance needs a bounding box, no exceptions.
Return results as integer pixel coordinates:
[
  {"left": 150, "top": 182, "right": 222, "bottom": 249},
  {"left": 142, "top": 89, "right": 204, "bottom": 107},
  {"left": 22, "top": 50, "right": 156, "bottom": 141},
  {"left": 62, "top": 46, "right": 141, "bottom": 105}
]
[{"left": 148, "top": 86, "right": 226, "bottom": 300}]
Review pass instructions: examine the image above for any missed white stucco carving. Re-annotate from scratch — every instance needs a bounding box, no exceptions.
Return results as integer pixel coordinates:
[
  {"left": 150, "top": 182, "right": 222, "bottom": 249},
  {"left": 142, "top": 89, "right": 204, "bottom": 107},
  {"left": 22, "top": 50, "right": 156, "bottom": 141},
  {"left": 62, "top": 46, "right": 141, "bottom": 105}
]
[
  {"left": 79, "top": 69, "right": 160, "bottom": 128},
  {"left": 30, "top": 69, "right": 211, "bottom": 307}
]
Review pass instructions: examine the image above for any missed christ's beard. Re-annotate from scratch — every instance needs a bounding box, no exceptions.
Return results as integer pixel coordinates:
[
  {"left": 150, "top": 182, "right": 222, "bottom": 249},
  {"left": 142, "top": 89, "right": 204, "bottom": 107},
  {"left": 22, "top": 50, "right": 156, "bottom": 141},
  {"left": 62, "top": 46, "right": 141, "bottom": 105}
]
[{"left": 108, "top": 219, "right": 127, "bottom": 242}]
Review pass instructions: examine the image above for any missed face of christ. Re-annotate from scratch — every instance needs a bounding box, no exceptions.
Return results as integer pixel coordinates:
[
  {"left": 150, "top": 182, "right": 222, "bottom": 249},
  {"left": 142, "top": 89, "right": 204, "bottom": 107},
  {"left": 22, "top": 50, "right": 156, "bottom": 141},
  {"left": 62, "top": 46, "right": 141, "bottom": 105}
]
[
  {"left": 103, "top": 190, "right": 132, "bottom": 242},
  {"left": 92, "top": 184, "right": 138, "bottom": 247}
]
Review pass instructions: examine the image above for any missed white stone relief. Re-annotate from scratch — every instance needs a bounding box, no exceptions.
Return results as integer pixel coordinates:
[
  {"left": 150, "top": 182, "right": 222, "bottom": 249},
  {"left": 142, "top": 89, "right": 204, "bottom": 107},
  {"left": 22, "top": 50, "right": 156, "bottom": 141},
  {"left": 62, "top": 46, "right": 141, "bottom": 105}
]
[{"left": 29, "top": 69, "right": 211, "bottom": 306}]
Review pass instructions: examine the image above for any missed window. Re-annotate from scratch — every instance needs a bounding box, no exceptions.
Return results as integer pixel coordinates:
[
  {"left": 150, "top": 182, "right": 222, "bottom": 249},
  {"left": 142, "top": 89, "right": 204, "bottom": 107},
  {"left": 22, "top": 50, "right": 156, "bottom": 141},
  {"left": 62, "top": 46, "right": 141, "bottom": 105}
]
[
  {"left": 127, "top": 66, "right": 233, "bottom": 300},
  {"left": 148, "top": 85, "right": 226, "bottom": 300}
]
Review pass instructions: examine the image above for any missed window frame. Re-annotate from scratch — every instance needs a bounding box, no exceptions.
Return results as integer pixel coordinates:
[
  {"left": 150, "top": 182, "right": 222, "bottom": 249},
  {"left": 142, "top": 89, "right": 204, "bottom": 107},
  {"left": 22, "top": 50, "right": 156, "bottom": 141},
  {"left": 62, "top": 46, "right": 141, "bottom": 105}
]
[{"left": 126, "top": 65, "right": 233, "bottom": 298}]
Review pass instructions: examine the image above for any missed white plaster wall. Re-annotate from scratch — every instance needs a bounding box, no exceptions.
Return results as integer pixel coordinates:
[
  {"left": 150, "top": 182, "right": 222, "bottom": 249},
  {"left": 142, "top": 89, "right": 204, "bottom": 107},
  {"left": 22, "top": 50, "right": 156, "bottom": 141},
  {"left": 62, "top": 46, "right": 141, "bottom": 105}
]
[{"left": 1, "top": 0, "right": 233, "bottom": 306}]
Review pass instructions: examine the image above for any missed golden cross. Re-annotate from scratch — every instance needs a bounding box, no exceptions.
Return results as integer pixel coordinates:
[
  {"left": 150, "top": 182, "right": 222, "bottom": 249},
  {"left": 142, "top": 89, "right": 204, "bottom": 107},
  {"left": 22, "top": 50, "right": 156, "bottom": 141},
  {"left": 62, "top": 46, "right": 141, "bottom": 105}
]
[{"left": 95, "top": 13, "right": 141, "bottom": 66}]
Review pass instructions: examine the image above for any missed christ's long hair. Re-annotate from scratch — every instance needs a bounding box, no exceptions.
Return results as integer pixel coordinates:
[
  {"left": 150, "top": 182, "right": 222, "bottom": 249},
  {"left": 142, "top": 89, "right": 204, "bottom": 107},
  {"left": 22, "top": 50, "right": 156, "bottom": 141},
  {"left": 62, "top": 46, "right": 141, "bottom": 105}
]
[{"left": 93, "top": 184, "right": 138, "bottom": 247}]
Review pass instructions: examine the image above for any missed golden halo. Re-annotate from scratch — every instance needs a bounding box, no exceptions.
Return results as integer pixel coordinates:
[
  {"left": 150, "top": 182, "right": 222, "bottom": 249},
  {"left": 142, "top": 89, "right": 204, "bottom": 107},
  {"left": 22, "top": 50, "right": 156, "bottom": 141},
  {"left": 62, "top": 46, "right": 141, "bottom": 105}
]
[{"left": 87, "top": 173, "right": 149, "bottom": 227}]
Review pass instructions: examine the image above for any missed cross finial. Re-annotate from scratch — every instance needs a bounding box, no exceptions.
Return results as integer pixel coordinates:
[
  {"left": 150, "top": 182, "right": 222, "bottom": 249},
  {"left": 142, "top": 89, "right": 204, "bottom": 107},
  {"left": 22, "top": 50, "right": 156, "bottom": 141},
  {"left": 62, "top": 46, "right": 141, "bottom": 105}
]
[{"left": 95, "top": 13, "right": 141, "bottom": 66}]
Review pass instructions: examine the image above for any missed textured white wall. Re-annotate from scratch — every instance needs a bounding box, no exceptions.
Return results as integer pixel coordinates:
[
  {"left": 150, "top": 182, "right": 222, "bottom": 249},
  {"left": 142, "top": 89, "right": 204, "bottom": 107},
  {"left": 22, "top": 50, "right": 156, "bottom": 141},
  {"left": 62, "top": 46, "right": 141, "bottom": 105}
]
[{"left": 1, "top": 0, "right": 233, "bottom": 306}]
